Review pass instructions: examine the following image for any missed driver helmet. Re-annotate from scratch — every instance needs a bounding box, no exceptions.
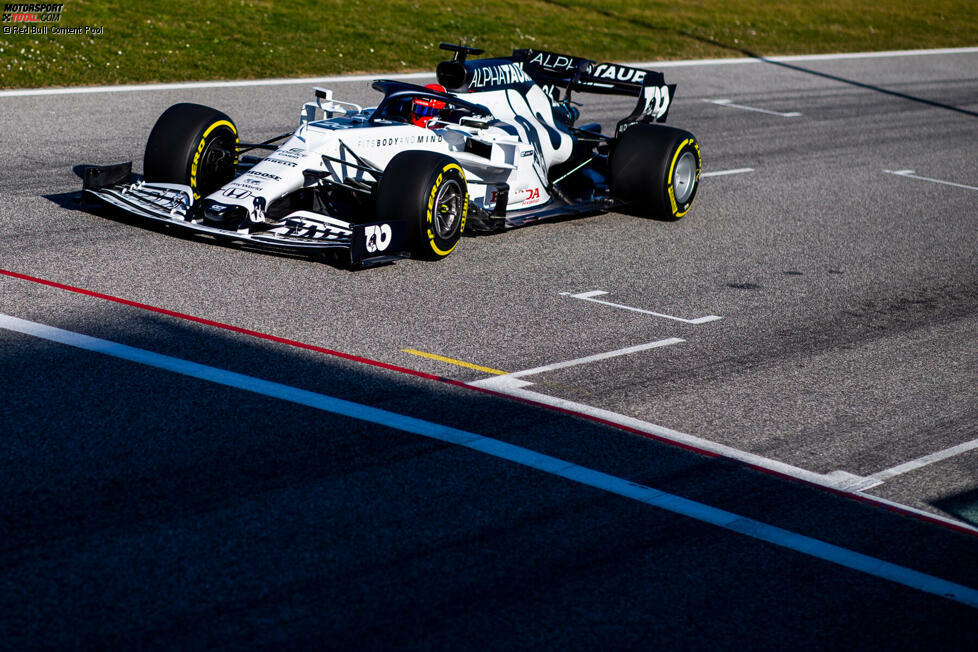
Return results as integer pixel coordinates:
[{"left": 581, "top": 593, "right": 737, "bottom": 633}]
[{"left": 412, "top": 84, "right": 447, "bottom": 127}]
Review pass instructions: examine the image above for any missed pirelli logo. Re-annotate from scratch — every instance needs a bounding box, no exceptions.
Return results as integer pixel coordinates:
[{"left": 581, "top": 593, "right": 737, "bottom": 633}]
[{"left": 2, "top": 3, "right": 64, "bottom": 22}]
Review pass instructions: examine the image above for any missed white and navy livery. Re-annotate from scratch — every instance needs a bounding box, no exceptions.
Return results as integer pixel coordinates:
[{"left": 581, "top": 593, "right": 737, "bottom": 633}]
[{"left": 82, "top": 44, "right": 702, "bottom": 265}]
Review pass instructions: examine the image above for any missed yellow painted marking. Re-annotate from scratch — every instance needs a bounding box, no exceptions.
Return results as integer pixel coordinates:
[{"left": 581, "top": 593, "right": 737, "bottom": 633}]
[{"left": 402, "top": 348, "right": 507, "bottom": 375}]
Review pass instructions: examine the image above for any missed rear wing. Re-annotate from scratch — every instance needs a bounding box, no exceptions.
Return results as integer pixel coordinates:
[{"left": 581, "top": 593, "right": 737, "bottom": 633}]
[{"left": 512, "top": 49, "right": 677, "bottom": 135}]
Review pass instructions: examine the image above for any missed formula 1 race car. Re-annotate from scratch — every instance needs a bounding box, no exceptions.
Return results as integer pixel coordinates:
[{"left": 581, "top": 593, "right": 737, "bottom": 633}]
[{"left": 82, "top": 43, "right": 701, "bottom": 266}]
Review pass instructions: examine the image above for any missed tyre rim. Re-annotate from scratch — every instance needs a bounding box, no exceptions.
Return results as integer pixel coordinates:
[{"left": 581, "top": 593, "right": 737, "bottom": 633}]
[
  {"left": 199, "top": 133, "right": 235, "bottom": 189},
  {"left": 673, "top": 151, "right": 697, "bottom": 205},
  {"left": 433, "top": 179, "right": 463, "bottom": 238}
]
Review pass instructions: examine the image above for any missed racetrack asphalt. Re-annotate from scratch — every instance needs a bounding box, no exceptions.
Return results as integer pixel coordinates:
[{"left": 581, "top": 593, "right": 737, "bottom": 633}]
[{"left": 1, "top": 49, "right": 976, "bottom": 647}]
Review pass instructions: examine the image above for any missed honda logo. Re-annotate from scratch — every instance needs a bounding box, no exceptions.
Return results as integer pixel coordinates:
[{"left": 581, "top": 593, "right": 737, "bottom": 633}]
[{"left": 222, "top": 187, "right": 251, "bottom": 199}]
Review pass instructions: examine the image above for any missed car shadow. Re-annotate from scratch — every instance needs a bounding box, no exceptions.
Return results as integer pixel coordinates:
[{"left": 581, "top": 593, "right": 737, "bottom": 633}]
[{"left": 934, "top": 487, "right": 978, "bottom": 528}]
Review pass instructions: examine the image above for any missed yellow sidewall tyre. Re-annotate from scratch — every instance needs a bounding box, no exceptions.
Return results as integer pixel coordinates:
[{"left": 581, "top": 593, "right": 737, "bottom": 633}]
[
  {"left": 143, "top": 103, "right": 238, "bottom": 201},
  {"left": 375, "top": 151, "right": 468, "bottom": 261},
  {"left": 611, "top": 124, "right": 701, "bottom": 221}
]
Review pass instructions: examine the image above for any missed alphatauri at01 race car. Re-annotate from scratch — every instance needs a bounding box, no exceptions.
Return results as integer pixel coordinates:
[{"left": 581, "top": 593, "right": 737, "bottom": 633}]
[{"left": 83, "top": 44, "right": 701, "bottom": 265}]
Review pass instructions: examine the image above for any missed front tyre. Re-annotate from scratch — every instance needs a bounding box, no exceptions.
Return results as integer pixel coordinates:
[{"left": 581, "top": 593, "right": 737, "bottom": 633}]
[
  {"left": 611, "top": 124, "right": 701, "bottom": 220},
  {"left": 375, "top": 151, "right": 468, "bottom": 260},
  {"left": 143, "top": 103, "right": 238, "bottom": 200}
]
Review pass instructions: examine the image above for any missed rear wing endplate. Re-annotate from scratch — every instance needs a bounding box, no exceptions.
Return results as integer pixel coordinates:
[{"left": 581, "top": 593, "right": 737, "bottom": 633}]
[{"left": 512, "top": 48, "right": 676, "bottom": 131}]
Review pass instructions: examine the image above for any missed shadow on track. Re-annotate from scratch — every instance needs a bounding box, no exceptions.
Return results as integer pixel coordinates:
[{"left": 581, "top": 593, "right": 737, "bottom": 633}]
[
  {"left": 2, "top": 299, "right": 978, "bottom": 647},
  {"left": 935, "top": 488, "right": 978, "bottom": 528}
]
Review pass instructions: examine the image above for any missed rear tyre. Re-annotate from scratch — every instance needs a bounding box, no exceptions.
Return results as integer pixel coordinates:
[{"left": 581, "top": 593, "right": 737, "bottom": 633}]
[
  {"left": 375, "top": 151, "right": 468, "bottom": 260},
  {"left": 611, "top": 124, "right": 701, "bottom": 220},
  {"left": 143, "top": 103, "right": 238, "bottom": 200}
]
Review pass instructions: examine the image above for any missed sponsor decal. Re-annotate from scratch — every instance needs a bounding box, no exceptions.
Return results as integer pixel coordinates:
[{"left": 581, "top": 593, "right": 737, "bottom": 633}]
[
  {"left": 469, "top": 62, "right": 532, "bottom": 89},
  {"left": 490, "top": 186, "right": 540, "bottom": 204},
  {"left": 520, "top": 149, "right": 534, "bottom": 157},
  {"left": 591, "top": 63, "right": 647, "bottom": 85},
  {"left": 352, "top": 220, "right": 405, "bottom": 261},
  {"left": 231, "top": 178, "right": 263, "bottom": 188},
  {"left": 206, "top": 202, "right": 231, "bottom": 216},
  {"left": 244, "top": 170, "right": 282, "bottom": 182},
  {"left": 356, "top": 133, "right": 443, "bottom": 149},
  {"left": 273, "top": 147, "right": 306, "bottom": 160},
  {"left": 528, "top": 51, "right": 578, "bottom": 71},
  {"left": 265, "top": 157, "right": 298, "bottom": 168},
  {"left": 222, "top": 187, "right": 251, "bottom": 199},
  {"left": 364, "top": 223, "right": 393, "bottom": 253}
]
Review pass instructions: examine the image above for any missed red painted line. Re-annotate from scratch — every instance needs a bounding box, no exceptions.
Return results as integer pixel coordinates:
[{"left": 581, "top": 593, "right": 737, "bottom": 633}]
[
  {"left": 0, "top": 268, "right": 449, "bottom": 382},
  {"left": 3, "top": 267, "right": 976, "bottom": 538}
]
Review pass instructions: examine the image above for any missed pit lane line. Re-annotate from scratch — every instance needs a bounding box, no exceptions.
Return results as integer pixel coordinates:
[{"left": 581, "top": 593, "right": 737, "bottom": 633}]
[
  {"left": 1, "top": 268, "right": 975, "bottom": 537},
  {"left": 3, "top": 311, "right": 978, "bottom": 609}
]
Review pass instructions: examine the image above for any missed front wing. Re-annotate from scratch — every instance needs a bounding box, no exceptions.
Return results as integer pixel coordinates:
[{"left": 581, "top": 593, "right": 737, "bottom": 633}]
[{"left": 81, "top": 162, "right": 408, "bottom": 265}]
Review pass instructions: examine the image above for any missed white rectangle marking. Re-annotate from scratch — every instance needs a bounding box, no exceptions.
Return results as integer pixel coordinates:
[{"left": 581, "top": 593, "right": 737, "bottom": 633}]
[
  {"left": 883, "top": 169, "right": 978, "bottom": 191},
  {"left": 706, "top": 98, "right": 801, "bottom": 117},
  {"left": 702, "top": 168, "right": 755, "bottom": 178},
  {"left": 489, "top": 338, "right": 685, "bottom": 381},
  {"left": 562, "top": 290, "right": 722, "bottom": 324},
  {"left": 569, "top": 290, "right": 610, "bottom": 299},
  {"left": 868, "top": 438, "right": 978, "bottom": 483},
  {"left": 3, "top": 312, "right": 978, "bottom": 609}
]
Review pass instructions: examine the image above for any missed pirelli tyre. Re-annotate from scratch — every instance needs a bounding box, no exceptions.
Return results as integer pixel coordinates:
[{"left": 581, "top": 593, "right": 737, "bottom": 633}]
[
  {"left": 375, "top": 151, "right": 468, "bottom": 260},
  {"left": 611, "top": 124, "right": 701, "bottom": 220},
  {"left": 143, "top": 103, "right": 238, "bottom": 201}
]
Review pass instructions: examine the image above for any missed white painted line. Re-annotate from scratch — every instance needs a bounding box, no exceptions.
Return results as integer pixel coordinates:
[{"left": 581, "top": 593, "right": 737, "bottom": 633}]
[
  {"left": 561, "top": 290, "right": 722, "bottom": 324},
  {"left": 4, "top": 47, "right": 975, "bottom": 98},
  {"left": 4, "top": 311, "right": 978, "bottom": 608},
  {"left": 826, "top": 437, "right": 978, "bottom": 492},
  {"left": 487, "top": 338, "right": 684, "bottom": 384},
  {"left": 467, "top": 378, "right": 978, "bottom": 535},
  {"left": 0, "top": 71, "right": 435, "bottom": 98},
  {"left": 702, "top": 168, "right": 755, "bottom": 178},
  {"left": 868, "top": 438, "right": 978, "bottom": 484},
  {"left": 883, "top": 169, "right": 978, "bottom": 192},
  {"left": 706, "top": 98, "right": 801, "bottom": 117},
  {"left": 470, "top": 377, "right": 866, "bottom": 485}
]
